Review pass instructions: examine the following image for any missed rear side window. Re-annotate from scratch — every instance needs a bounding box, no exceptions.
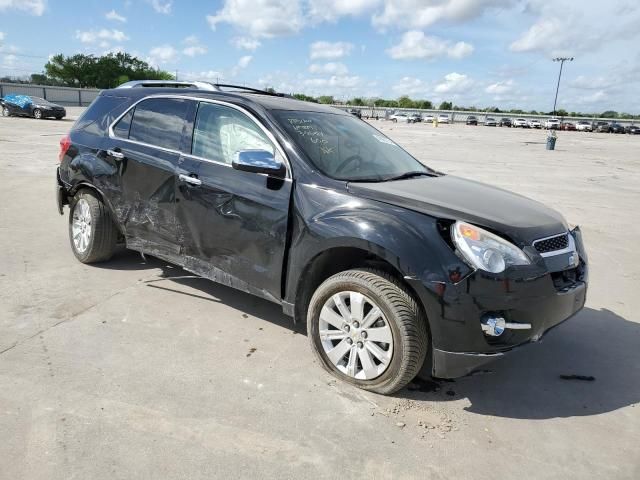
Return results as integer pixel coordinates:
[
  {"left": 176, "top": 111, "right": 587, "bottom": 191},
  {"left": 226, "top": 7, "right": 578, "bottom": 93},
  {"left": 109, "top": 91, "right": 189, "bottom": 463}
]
[
  {"left": 127, "top": 98, "right": 189, "bottom": 151},
  {"left": 113, "top": 109, "right": 133, "bottom": 138},
  {"left": 74, "top": 95, "right": 130, "bottom": 135}
]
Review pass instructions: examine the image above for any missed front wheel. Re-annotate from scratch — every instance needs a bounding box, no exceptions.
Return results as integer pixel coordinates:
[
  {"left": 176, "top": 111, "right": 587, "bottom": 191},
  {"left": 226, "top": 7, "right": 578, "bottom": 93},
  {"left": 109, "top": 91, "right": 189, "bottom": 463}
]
[
  {"left": 307, "top": 269, "right": 428, "bottom": 395},
  {"left": 33, "top": 108, "right": 42, "bottom": 119},
  {"left": 69, "top": 190, "right": 118, "bottom": 263},
  {"left": 2, "top": 106, "right": 9, "bottom": 117}
]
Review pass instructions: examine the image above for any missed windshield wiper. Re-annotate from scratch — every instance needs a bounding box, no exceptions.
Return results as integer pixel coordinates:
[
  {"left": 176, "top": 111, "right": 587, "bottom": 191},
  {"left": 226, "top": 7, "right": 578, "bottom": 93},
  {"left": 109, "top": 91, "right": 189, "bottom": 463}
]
[{"left": 383, "top": 171, "right": 438, "bottom": 181}]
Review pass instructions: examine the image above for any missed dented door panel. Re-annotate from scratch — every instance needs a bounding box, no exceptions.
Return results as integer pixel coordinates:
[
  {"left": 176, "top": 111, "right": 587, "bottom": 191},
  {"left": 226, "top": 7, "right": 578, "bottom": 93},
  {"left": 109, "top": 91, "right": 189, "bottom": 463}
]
[{"left": 176, "top": 156, "right": 292, "bottom": 303}]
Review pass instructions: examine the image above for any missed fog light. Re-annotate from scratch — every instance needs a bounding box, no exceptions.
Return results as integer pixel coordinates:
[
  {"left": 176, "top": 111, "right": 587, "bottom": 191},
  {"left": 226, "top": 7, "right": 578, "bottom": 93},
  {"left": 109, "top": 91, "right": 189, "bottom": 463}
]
[{"left": 481, "top": 315, "right": 506, "bottom": 337}]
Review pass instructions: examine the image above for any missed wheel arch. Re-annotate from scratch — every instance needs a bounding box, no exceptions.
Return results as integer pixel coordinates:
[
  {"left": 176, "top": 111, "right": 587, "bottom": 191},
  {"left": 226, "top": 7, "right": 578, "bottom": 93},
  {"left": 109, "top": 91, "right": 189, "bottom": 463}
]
[
  {"left": 69, "top": 182, "right": 124, "bottom": 236},
  {"left": 292, "top": 244, "right": 430, "bottom": 337}
]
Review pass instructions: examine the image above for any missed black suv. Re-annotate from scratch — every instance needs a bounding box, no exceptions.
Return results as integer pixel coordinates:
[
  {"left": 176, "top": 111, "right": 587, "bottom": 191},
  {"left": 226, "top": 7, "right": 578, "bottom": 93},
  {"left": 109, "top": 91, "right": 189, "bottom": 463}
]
[{"left": 56, "top": 82, "right": 588, "bottom": 394}]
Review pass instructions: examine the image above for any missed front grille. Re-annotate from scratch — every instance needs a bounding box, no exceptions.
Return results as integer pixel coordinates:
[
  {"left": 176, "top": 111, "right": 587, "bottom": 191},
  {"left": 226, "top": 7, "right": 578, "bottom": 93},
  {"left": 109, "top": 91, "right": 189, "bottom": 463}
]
[{"left": 534, "top": 233, "right": 569, "bottom": 254}]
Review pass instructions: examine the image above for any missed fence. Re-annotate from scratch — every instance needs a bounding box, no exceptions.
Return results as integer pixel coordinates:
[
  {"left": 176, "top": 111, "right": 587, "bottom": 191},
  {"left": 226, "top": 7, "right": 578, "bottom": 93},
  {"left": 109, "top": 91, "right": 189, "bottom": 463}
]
[{"left": 0, "top": 83, "right": 100, "bottom": 107}]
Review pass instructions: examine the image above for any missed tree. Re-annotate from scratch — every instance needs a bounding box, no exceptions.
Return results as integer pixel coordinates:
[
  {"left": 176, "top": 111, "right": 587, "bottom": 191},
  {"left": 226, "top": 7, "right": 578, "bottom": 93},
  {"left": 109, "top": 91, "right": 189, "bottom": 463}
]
[
  {"left": 317, "top": 95, "right": 335, "bottom": 104},
  {"left": 293, "top": 93, "right": 318, "bottom": 103},
  {"left": 416, "top": 100, "right": 433, "bottom": 109},
  {"left": 348, "top": 97, "right": 365, "bottom": 106},
  {"left": 398, "top": 95, "right": 414, "bottom": 108},
  {"left": 439, "top": 101, "right": 453, "bottom": 110},
  {"left": 601, "top": 110, "right": 619, "bottom": 118},
  {"left": 44, "top": 52, "right": 173, "bottom": 88}
]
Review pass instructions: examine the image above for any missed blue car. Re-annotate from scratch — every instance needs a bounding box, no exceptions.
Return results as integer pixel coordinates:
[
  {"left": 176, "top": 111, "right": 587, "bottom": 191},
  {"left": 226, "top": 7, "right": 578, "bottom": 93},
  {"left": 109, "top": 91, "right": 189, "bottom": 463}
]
[{"left": 1, "top": 94, "right": 66, "bottom": 120}]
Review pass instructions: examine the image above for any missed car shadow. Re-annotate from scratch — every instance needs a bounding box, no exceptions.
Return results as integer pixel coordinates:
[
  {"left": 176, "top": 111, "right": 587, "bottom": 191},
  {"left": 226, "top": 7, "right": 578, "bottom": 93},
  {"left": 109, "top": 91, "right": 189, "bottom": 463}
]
[
  {"left": 404, "top": 307, "right": 640, "bottom": 420},
  {"left": 94, "top": 251, "right": 638, "bottom": 419},
  {"left": 95, "top": 249, "right": 304, "bottom": 333}
]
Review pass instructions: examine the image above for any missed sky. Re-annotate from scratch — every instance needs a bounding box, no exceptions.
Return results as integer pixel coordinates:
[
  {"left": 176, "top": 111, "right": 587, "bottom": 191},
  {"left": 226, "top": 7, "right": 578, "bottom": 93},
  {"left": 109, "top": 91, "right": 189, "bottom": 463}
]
[{"left": 1, "top": 0, "right": 639, "bottom": 113}]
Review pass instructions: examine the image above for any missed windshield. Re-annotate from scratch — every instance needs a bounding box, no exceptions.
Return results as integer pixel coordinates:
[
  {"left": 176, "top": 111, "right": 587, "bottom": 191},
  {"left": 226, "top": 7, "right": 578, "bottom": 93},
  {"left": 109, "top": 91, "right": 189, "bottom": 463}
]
[{"left": 274, "top": 110, "right": 433, "bottom": 182}]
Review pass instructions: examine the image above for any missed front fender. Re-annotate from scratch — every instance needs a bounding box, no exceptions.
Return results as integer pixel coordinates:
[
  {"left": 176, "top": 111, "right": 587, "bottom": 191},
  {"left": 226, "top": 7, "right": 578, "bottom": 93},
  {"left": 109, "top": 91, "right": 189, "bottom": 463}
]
[{"left": 284, "top": 183, "right": 471, "bottom": 312}]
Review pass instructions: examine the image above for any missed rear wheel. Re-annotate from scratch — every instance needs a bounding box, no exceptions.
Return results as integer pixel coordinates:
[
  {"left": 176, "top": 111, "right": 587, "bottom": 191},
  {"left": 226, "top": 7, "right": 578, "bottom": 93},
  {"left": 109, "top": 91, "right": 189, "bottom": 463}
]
[
  {"left": 307, "top": 269, "right": 428, "bottom": 395},
  {"left": 33, "top": 108, "right": 42, "bottom": 119},
  {"left": 69, "top": 190, "right": 118, "bottom": 263}
]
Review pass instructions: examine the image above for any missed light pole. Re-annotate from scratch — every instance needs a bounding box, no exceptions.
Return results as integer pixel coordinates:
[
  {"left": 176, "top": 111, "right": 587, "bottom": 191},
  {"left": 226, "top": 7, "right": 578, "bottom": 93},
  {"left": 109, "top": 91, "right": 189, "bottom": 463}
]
[{"left": 552, "top": 57, "right": 573, "bottom": 117}]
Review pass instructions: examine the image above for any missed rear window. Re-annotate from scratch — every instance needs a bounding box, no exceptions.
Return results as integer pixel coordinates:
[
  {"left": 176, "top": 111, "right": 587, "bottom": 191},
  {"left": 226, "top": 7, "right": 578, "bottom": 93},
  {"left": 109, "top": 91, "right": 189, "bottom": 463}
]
[{"left": 126, "top": 98, "right": 189, "bottom": 151}]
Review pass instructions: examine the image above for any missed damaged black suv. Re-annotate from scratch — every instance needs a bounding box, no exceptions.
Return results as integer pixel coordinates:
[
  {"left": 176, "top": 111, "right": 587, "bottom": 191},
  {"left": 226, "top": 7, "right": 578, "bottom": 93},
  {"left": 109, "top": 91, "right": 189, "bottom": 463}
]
[{"left": 56, "top": 82, "right": 588, "bottom": 394}]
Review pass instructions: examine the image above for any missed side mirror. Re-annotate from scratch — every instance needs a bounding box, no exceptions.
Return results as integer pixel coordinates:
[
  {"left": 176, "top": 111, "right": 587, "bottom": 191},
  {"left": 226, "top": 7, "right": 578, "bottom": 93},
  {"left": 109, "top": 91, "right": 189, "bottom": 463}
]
[{"left": 232, "top": 149, "right": 286, "bottom": 178}]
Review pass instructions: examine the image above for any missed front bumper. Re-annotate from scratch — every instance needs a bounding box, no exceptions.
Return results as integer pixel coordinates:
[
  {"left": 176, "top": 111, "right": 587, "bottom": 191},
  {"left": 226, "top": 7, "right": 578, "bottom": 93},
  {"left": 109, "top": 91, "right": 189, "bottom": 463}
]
[{"left": 412, "top": 228, "right": 588, "bottom": 378}]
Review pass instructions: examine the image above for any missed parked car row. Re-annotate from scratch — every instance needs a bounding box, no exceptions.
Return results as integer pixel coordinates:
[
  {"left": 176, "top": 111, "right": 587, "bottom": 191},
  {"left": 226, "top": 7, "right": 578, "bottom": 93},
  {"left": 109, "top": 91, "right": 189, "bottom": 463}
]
[
  {"left": 0, "top": 94, "right": 66, "bottom": 120},
  {"left": 383, "top": 111, "right": 639, "bottom": 134}
]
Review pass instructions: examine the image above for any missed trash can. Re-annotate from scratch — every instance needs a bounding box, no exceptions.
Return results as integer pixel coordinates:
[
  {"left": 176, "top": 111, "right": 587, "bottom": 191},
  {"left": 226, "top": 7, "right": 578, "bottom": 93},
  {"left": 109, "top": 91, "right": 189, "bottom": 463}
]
[{"left": 546, "top": 135, "right": 557, "bottom": 150}]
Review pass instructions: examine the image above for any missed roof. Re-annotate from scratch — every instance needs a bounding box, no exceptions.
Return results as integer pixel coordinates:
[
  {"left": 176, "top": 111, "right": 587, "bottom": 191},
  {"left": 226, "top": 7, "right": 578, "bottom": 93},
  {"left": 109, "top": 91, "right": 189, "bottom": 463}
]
[{"left": 102, "top": 86, "right": 347, "bottom": 115}]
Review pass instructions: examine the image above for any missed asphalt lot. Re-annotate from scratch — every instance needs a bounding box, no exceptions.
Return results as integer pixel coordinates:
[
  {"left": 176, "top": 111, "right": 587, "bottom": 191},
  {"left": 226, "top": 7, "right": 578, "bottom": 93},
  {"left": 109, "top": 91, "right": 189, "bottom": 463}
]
[{"left": 1, "top": 109, "right": 639, "bottom": 479}]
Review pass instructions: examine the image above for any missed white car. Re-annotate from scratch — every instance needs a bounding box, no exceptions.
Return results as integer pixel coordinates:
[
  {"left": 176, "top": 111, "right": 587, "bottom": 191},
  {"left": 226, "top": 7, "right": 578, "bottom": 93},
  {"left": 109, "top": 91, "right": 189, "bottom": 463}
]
[
  {"left": 437, "top": 114, "right": 450, "bottom": 124},
  {"left": 513, "top": 118, "right": 528, "bottom": 128},
  {"left": 484, "top": 117, "right": 497, "bottom": 126},
  {"left": 528, "top": 119, "right": 542, "bottom": 129},
  {"left": 423, "top": 115, "right": 434, "bottom": 123},
  {"left": 544, "top": 118, "right": 561, "bottom": 129},
  {"left": 576, "top": 121, "right": 593, "bottom": 132},
  {"left": 389, "top": 112, "right": 410, "bottom": 123}
]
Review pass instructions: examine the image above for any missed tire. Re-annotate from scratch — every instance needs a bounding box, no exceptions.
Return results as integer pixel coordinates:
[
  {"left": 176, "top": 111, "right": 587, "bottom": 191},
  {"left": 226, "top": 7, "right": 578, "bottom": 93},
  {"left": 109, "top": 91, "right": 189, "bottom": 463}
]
[
  {"left": 33, "top": 108, "right": 42, "bottom": 119},
  {"left": 68, "top": 190, "right": 118, "bottom": 263},
  {"left": 2, "top": 106, "right": 9, "bottom": 117},
  {"left": 55, "top": 115, "right": 63, "bottom": 120},
  {"left": 307, "top": 269, "right": 428, "bottom": 395}
]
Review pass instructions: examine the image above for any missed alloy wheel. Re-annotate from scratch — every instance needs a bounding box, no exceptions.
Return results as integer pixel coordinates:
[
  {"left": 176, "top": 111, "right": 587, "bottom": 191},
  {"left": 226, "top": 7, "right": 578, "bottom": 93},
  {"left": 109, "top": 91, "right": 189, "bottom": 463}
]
[
  {"left": 71, "top": 199, "right": 92, "bottom": 253},
  {"left": 318, "top": 291, "right": 394, "bottom": 380}
]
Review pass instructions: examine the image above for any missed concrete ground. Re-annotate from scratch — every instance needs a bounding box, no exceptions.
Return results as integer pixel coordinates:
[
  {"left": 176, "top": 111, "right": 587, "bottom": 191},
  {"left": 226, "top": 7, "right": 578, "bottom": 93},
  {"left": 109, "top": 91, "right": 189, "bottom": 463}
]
[{"left": 1, "top": 109, "right": 639, "bottom": 479}]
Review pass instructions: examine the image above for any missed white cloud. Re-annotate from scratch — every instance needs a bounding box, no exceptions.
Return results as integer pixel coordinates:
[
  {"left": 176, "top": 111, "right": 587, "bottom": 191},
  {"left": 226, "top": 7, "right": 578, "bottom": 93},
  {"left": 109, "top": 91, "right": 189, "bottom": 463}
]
[
  {"left": 0, "top": 0, "right": 46, "bottom": 16},
  {"left": 387, "top": 30, "right": 473, "bottom": 60},
  {"left": 307, "top": 0, "right": 380, "bottom": 22},
  {"left": 392, "top": 76, "right": 427, "bottom": 95},
  {"left": 309, "top": 62, "right": 349, "bottom": 75},
  {"left": 237, "top": 55, "right": 252, "bottom": 68},
  {"left": 105, "top": 9, "right": 126, "bottom": 22},
  {"left": 182, "top": 36, "right": 207, "bottom": 57},
  {"left": 149, "top": 0, "right": 172, "bottom": 14},
  {"left": 207, "top": 0, "right": 305, "bottom": 38},
  {"left": 373, "top": 0, "right": 513, "bottom": 29},
  {"left": 231, "top": 37, "right": 262, "bottom": 51},
  {"left": 434, "top": 72, "right": 474, "bottom": 94},
  {"left": 304, "top": 75, "right": 361, "bottom": 88},
  {"left": 148, "top": 45, "right": 178, "bottom": 65},
  {"left": 182, "top": 70, "right": 225, "bottom": 82},
  {"left": 230, "top": 55, "right": 253, "bottom": 77},
  {"left": 510, "top": 1, "right": 640, "bottom": 56},
  {"left": 0, "top": 31, "right": 4, "bottom": 41},
  {"left": 309, "top": 41, "right": 354, "bottom": 60},
  {"left": 75, "top": 29, "right": 129, "bottom": 44},
  {"left": 485, "top": 79, "right": 514, "bottom": 94}
]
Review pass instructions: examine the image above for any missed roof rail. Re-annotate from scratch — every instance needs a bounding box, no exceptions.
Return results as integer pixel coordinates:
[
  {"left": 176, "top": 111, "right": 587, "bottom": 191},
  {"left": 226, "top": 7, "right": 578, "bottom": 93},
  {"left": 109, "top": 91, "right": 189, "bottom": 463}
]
[
  {"left": 116, "top": 80, "right": 219, "bottom": 91},
  {"left": 115, "top": 80, "right": 286, "bottom": 97},
  {"left": 212, "top": 83, "right": 285, "bottom": 97}
]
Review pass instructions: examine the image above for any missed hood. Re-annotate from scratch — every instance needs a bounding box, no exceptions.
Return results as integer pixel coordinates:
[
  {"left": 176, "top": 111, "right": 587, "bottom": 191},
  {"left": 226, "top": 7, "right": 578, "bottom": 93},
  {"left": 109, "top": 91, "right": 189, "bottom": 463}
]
[{"left": 347, "top": 175, "right": 567, "bottom": 245}]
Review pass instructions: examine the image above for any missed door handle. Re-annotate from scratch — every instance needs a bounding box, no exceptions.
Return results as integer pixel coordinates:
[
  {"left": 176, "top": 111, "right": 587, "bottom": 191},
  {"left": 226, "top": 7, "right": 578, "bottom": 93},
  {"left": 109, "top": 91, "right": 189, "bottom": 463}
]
[
  {"left": 179, "top": 174, "right": 202, "bottom": 186},
  {"left": 107, "top": 149, "right": 125, "bottom": 159}
]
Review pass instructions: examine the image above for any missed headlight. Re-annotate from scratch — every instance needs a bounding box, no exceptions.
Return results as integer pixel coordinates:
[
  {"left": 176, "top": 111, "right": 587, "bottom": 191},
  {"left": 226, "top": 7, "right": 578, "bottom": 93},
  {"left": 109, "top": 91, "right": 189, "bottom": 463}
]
[{"left": 452, "top": 221, "right": 530, "bottom": 273}]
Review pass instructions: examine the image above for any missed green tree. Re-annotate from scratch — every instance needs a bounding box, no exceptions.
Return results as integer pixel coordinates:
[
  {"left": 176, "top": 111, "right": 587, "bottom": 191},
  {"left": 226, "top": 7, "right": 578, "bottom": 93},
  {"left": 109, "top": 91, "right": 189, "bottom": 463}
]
[
  {"left": 398, "top": 95, "right": 414, "bottom": 108},
  {"left": 348, "top": 97, "right": 365, "bottom": 106},
  {"left": 44, "top": 52, "right": 173, "bottom": 88},
  {"left": 317, "top": 95, "right": 335, "bottom": 104},
  {"left": 439, "top": 101, "right": 453, "bottom": 110},
  {"left": 601, "top": 110, "right": 619, "bottom": 118},
  {"left": 293, "top": 93, "right": 318, "bottom": 103}
]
